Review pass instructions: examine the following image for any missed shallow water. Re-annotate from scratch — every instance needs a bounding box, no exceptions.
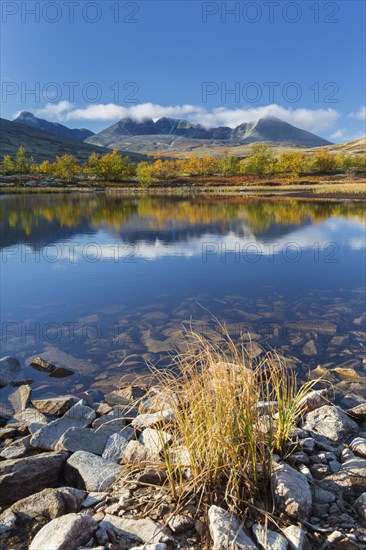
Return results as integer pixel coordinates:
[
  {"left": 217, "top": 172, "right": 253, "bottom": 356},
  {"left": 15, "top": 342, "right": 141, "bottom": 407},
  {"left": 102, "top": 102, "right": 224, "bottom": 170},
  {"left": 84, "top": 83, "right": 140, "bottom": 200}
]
[{"left": 1, "top": 193, "right": 365, "bottom": 401}]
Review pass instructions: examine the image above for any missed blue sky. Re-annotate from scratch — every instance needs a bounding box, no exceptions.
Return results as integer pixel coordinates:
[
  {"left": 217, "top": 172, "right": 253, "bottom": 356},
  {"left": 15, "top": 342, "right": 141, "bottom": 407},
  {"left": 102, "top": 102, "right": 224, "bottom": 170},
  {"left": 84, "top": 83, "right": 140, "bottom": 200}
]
[{"left": 1, "top": 0, "right": 365, "bottom": 142}]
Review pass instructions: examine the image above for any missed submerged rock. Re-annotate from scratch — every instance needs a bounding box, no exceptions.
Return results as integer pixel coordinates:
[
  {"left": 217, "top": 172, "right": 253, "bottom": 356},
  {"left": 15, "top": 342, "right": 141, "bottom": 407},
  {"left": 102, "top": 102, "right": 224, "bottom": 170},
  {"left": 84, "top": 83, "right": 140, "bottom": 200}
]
[
  {"left": 0, "top": 356, "right": 21, "bottom": 388},
  {"left": 31, "top": 395, "right": 79, "bottom": 416},
  {"left": 29, "top": 512, "right": 97, "bottom": 550}
]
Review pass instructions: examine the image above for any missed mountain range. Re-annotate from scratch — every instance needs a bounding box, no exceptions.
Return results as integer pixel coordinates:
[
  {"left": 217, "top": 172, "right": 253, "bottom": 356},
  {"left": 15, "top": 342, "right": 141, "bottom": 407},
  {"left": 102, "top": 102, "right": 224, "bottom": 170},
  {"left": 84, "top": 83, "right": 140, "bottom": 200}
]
[
  {"left": 0, "top": 118, "right": 144, "bottom": 163},
  {"left": 0, "top": 111, "right": 350, "bottom": 162},
  {"left": 85, "top": 115, "right": 332, "bottom": 153}
]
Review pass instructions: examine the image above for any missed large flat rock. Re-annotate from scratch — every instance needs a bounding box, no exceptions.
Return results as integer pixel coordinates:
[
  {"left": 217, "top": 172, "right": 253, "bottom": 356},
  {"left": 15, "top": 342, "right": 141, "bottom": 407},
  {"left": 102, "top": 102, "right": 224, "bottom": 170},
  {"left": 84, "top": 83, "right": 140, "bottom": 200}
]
[
  {"left": 11, "top": 487, "right": 85, "bottom": 520},
  {"left": 100, "top": 514, "right": 172, "bottom": 545},
  {"left": 0, "top": 451, "right": 68, "bottom": 505}
]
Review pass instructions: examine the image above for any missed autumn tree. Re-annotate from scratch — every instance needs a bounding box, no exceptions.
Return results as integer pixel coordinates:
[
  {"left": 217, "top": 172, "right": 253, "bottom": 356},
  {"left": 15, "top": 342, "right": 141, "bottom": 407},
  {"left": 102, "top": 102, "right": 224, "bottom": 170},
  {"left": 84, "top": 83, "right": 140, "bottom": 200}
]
[
  {"left": 1, "top": 155, "right": 15, "bottom": 175},
  {"left": 15, "top": 146, "right": 31, "bottom": 174},
  {"left": 240, "top": 145, "right": 276, "bottom": 176},
  {"left": 218, "top": 155, "right": 240, "bottom": 177},
  {"left": 276, "top": 151, "right": 307, "bottom": 178},
  {"left": 136, "top": 162, "right": 154, "bottom": 187},
  {"left": 52, "top": 155, "right": 80, "bottom": 182},
  {"left": 310, "top": 151, "right": 339, "bottom": 173},
  {"left": 87, "top": 150, "right": 135, "bottom": 181}
]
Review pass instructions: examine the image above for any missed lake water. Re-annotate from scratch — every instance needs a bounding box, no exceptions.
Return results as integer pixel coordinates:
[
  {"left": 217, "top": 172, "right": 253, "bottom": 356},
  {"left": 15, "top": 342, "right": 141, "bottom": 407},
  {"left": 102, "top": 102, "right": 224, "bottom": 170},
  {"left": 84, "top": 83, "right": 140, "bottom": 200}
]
[{"left": 1, "top": 193, "right": 365, "bottom": 403}]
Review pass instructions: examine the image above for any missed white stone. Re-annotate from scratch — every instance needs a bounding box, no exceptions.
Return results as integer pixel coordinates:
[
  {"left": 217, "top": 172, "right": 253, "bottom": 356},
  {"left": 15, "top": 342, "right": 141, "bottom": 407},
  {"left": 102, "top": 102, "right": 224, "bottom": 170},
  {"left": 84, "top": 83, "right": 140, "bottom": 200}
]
[
  {"left": 208, "top": 505, "right": 258, "bottom": 549},
  {"left": 252, "top": 524, "right": 288, "bottom": 550},
  {"left": 29, "top": 512, "right": 97, "bottom": 550},
  {"left": 100, "top": 514, "right": 172, "bottom": 545},
  {"left": 139, "top": 428, "right": 172, "bottom": 454},
  {"left": 283, "top": 525, "right": 308, "bottom": 549},
  {"left": 132, "top": 410, "right": 175, "bottom": 430}
]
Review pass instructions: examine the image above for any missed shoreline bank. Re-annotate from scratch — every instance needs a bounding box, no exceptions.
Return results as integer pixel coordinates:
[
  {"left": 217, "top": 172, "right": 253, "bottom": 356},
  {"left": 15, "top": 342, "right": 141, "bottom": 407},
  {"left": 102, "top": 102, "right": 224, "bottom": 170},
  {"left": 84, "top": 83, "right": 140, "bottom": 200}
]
[{"left": 1, "top": 353, "right": 365, "bottom": 549}]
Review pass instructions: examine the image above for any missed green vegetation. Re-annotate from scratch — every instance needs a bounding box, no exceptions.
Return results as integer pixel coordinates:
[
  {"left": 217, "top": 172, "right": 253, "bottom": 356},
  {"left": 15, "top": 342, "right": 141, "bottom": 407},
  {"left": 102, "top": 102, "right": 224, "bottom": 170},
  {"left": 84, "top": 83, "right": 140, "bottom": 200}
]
[{"left": 1, "top": 145, "right": 365, "bottom": 186}]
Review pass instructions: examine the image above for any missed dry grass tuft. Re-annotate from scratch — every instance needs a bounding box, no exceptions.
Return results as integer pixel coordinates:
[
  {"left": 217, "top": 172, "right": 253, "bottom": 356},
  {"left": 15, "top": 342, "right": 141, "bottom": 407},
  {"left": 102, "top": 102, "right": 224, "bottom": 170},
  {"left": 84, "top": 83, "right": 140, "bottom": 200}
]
[{"left": 149, "top": 329, "right": 320, "bottom": 515}]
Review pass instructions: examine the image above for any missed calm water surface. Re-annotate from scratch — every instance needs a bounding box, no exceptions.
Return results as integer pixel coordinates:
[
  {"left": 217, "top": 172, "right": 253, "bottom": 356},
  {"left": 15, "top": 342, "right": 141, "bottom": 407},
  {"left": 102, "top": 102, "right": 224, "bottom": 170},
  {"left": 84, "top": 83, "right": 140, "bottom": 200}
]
[{"left": 1, "top": 193, "right": 365, "bottom": 401}]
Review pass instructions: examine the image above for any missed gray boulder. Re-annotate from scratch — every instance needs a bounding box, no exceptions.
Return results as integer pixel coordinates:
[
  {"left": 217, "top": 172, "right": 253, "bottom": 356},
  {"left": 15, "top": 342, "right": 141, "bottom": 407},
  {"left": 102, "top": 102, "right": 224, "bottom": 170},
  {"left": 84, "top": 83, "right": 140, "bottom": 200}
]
[
  {"left": 208, "top": 505, "right": 258, "bottom": 549},
  {"left": 0, "top": 451, "right": 68, "bottom": 505},
  {"left": 56, "top": 427, "right": 109, "bottom": 455},
  {"left": 29, "top": 512, "right": 97, "bottom": 550},
  {"left": 30, "top": 401, "right": 96, "bottom": 450},
  {"left": 102, "top": 433, "right": 129, "bottom": 463},
  {"left": 8, "top": 384, "right": 32, "bottom": 412},
  {"left": 303, "top": 405, "right": 358, "bottom": 443},
  {"left": 0, "top": 435, "right": 32, "bottom": 459},
  {"left": 14, "top": 405, "right": 49, "bottom": 426},
  {"left": 64, "top": 451, "right": 121, "bottom": 491},
  {"left": 11, "top": 487, "right": 85, "bottom": 520},
  {"left": 271, "top": 464, "right": 312, "bottom": 519},
  {"left": 0, "top": 356, "right": 21, "bottom": 387}
]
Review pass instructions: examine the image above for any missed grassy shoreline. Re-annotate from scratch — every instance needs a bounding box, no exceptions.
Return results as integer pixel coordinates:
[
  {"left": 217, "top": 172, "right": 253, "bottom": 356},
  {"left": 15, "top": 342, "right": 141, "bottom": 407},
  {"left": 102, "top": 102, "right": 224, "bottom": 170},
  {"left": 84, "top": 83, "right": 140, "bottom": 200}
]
[{"left": 1, "top": 177, "right": 366, "bottom": 200}]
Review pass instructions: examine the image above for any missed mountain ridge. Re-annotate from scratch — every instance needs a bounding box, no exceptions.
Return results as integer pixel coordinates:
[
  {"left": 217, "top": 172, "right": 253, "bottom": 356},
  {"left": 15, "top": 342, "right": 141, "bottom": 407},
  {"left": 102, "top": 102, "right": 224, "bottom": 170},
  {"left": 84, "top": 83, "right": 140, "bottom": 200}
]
[
  {"left": 14, "top": 112, "right": 95, "bottom": 143},
  {"left": 85, "top": 115, "right": 332, "bottom": 153}
]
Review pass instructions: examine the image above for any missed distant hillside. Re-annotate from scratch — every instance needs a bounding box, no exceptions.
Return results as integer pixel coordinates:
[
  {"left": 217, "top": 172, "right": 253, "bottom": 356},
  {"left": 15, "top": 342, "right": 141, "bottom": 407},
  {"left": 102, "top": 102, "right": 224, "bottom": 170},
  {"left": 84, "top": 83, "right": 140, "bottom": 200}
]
[
  {"left": 0, "top": 118, "right": 145, "bottom": 163},
  {"left": 306, "top": 137, "right": 366, "bottom": 155},
  {"left": 86, "top": 115, "right": 332, "bottom": 154},
  {"left": 14, "top": 112, "right": 94, "bottom": 143}
]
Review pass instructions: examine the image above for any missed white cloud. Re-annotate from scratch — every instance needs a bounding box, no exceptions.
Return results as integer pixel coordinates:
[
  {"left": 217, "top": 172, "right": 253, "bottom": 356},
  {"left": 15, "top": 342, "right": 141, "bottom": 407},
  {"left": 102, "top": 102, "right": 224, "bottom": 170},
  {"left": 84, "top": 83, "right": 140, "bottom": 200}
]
[
  {"left": 330, "top": 128, "right": 365, "bottom": 142},
  {"left": 34, "top": 101, "right": 75, "bottom": 120},
  {"left": 330, "top": 129, "right": 346, "bottom": 140},
  {"left": 348, "top": 106, "right": 366, "bottom": 121},
  {"left": 17, "top": 101, "right": 341, "bottom": 133}
]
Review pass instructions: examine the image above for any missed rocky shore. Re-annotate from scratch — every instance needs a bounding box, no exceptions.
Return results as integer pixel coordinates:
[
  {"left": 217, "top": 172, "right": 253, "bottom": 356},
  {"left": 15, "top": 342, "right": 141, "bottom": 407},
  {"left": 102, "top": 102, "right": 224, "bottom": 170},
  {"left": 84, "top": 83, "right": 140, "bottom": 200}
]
[{"left": 0, "top": 355, "right": 366, "bottom": 550}]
